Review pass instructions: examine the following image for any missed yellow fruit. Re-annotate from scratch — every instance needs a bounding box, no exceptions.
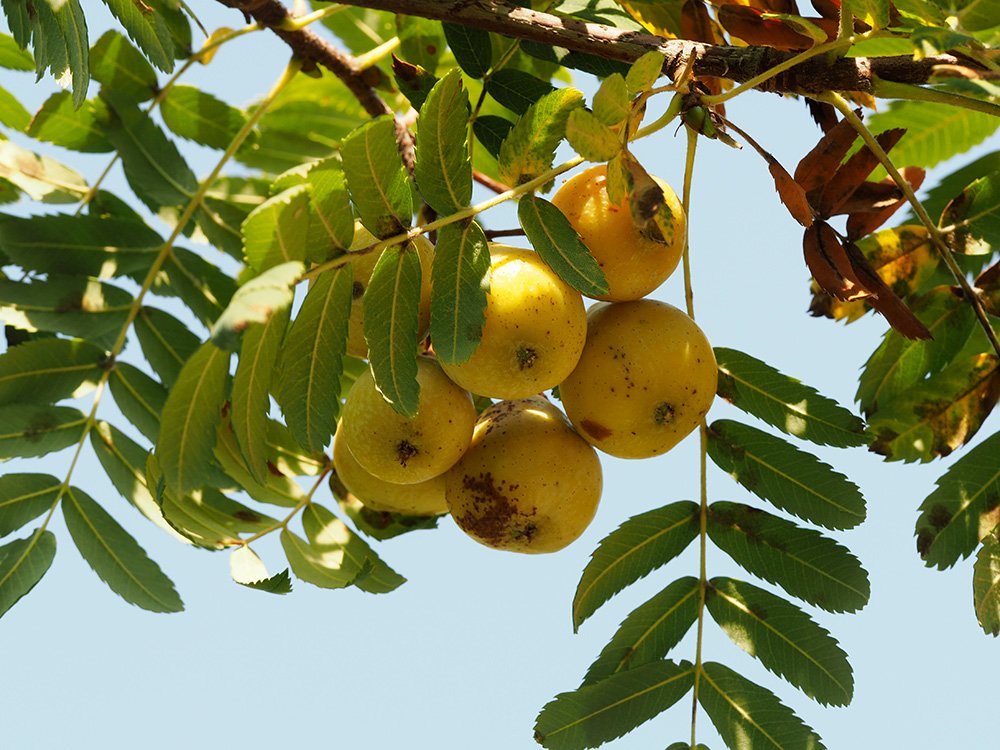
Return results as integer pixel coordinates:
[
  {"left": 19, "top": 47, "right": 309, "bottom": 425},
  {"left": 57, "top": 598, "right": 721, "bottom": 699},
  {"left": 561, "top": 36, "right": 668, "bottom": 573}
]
[
  {"left": 346, "top": 224, "right": 433, "bottom": 359},
  {"left": 439, "top": 245, "right": 586, "bottom": 399},
  {"left": 342, "top": 356, "right": 476, "bottom": 484},
  {"left": 551, "top": 164, "right": 685, "bottom": 302},
  {"left": 559, "top": 300, "right": 717, "bottom": 459},
  {"left": 333, "top": 425, "right": 447, "bottom": 516},
  {"left": 446, "top": 396, "right": 602, "bottom": 553}
]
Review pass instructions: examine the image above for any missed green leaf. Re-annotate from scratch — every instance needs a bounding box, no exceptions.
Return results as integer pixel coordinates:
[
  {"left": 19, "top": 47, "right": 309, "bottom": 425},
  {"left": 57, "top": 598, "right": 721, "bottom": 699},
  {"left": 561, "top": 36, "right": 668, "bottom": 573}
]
[
  {"left": 214, "top": 415, "right": 303, "bottom": 507},
  {"left": 341, "top": 116, "right": 413, "bottom": 238},
  {"left": 0, "top": 140, "right": 88, "bottom": 203},
  {"left": 99, "top": 0, "right": 174, "bottom": 72},
  {"left": 868, "top": 353, "right": 999, "bottom": 463},
  {"left": 472, "top": 115, "right": 514, "bottom": 159},
  {"left": 197, "top": 176, "right": 271, "bottom": 261},
  {"left": 160, "top": 85, "right": 247, "bottom": 150},
  {"left": 714, "top": 347, "right": 868, "bottom": 448},
  {"left": 336, "top": 492, "right": 441, "bottom": 540},
  {"left": 857, "top": 288, "right": 976, "bottom": 415},
  {"left": 958, "top": 0, "right": 999, "bottom": 31},
  {"left": 155, "top": 247, "right": 237, "bottom": 327},
  {"left": 582, "top": 576, "right": 699, "bottom": 685},
  {"left": 626, "top": 51, "right": 664, "bottom": 95},
  {"left": 229, "top": 546, "right": 292, "bottom": 594},
  {"left": 391, "top": 56, "right": 438, "bottom": 112},
  {"left": 429, "top": 219, "right": 490, "bottom": 365},
  {"left": 566, "top": 108, "right": 622, "bottom": 162},
  {"left": 280, "top": 527, "right": 368, "bottom": 590},
  {"left": 592, "top": 73, "right": 630, "bottom": 126},
  {"left": 915, "top": 431, "right": 1000, "bottom": 569},
  {"left": 866, "top": 101, "right": 1000, "bottom": 176},
  {"left": 414, "top": 70, "right": 472, "bottom": 215},
  {"left": 232, "top": 306, "right": 289, "bottom": 484},
  {"left": 27, "top": 92, "right": 113, "bottom": 152},
  {"left": 364, "top": 242, "right": 422, "bottom": 418},
  {"left": 942, "top": 173, "right": 1000, "bottom": 255},
  {"left": 275, "top": 265, "right": 353, "bottom": 453},
  {"left": 707, "top": 420, "right": 867, "bottom": 530},
  {"left": 29, "top": 0, "right": 90, "bottom": 107},
  {"left": 0, "top": 32, "right": 34, "bottom": 70},
  {"left": 211, "top": 261, "right": 303, "bottom": 350},
  {"left": 0, "top": 530, "right": 56, "bottom": 618},
  {"left": 442, "top": 22, "right": 492, "bottom": 78},
  {"left": 0, "top": 404, "right": 86, "bottom": 460},
  {"left": 0, "top": 212, "right": 160, "bottom": 277},
  {"left": 708, "top": 502, "right": 870, "bottom": 613},
  {"left": 0, "top": 85, "right": 29, "bottom": 131},
  {"left": 844, "top": 0, "right": 890, "bottom": 28},
  {"left": 0, "top": 474, "right": 60, "bottom": 537},
  {"left": 518, "top": 195, "right": 610, "bottom": 297},
  {"left": 241, "top": 185, "right": 310, "bottom": 273},
  {"left": 699, "top": 662, "right": 826, "bottom": 750},
  {"left": 573, "top": 501, "right": 699, "bottom": 630},
  {"left": 534, "top": 660, "right": 694, "bottom": 750},
  {"left": 63, "top": 485, "right": 183, "bottom": 613},
  {"left": 488, "top": 69, "right": 555, "bottom": 115},
  {"left": 0, "top": 275, "right": 132, "bottom": 350},
  {"left": 706, "top": 577, "right": 853, "bottom": 706},
  {"left": 105, "top": 97, "right": 197, "bottom": 210},
  {"left": 108, "top": 363, "right": 167, "bottom": 443},
  {"left": 303, "top": 503, "right": 404, "bottom": 594},
  {"left": 0, "top": 338, "right": 104, "bottom": 405},
  {"left": 134, "top": 306, "right": 200, "bottom": 389},
  {"left": 320, "top": 5, "right": 396, "bottom": 54},
  {"left": 156, "top": 341, "right": 230, "bottom": 496},
  {"left": 974, "top": 530, "right": 1000, "bottom": 636},
  {"left": 89, "top": 421, "right": 190, "bottom": 545},
  {"left": 90, "top": 30, "right": 157, "bottom": 102},
  {"left": 397, "top": 15, "right": 444, "bottom": 73},
  {"left": 305, "top": 157, "right": 355, "bottom": 257},
  {"left": 499, "top": 88, "right": 583, "bottom": 187}
]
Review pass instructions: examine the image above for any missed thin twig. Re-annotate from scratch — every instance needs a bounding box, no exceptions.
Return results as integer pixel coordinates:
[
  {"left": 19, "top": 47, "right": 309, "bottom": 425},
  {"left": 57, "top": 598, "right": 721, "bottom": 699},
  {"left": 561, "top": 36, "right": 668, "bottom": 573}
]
[{"left": 474, "top": 171, "right": 512, "bottom": 194}]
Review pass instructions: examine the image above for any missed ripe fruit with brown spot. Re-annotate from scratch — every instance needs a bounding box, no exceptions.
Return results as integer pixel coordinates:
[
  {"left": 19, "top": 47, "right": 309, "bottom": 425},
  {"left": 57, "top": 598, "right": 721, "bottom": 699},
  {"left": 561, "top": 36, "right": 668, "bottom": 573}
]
[
  {"left": 551, "top": 164, "right": 685, "bottom": 302},
  {"left": 445, "top": 396, "right": 602, "bottom": 554},
  {"left": 341, "top": 356, "right": 476, "bottom": 484},
  {"left": 345, "top": 224, "right": 434, "bottom": 359},
  {"left": 439, "top": 245, "right": 586, "bottom": 399},
  {"left": 559, "top": 299, "right": 717, "bottom": 459},
  {"left": 333, "top": 424, "right": 447, "bottom": 516}
]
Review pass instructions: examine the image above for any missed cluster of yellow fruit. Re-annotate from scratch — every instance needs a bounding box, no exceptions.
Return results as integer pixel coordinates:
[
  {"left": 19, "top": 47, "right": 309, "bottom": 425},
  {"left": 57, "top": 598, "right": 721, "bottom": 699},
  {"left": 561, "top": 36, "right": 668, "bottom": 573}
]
[{"left": 332, "top": 165, "right": 718, "bottom": 554}]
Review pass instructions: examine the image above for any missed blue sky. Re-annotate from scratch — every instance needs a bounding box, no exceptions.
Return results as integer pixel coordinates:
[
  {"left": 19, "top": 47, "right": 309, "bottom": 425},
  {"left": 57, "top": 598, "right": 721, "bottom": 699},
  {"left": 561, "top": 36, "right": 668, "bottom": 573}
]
[{"left": 2, "top": 4, "right": 998, "bottom": 749}]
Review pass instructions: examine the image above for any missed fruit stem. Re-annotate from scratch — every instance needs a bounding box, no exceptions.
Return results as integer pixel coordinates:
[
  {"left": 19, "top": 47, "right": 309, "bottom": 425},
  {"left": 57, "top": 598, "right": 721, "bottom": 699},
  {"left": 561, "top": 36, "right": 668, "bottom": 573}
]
[{"left": 680, "top": 123, "right": 709, "bottom": 750}]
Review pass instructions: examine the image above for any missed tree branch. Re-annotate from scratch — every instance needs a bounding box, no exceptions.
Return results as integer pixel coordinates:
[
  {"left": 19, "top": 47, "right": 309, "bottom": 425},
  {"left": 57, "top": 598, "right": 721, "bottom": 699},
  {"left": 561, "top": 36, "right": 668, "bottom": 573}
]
[{"left": 305, "top": 0, "right": 984, "bottom": 95}]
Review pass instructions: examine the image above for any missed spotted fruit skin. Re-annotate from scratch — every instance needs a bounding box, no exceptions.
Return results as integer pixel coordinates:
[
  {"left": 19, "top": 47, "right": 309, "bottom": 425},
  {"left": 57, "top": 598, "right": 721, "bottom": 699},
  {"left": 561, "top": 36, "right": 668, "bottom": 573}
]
[
  {"left": 341, "top": 357, "right": 476, "bottom": 484},
  {"left": 346, "top": 225, "right": 434, "bottom": 359},
  {"left": 439, "top": 245, "right": 586, "bottom": 399},
  {"left": 333, "top": 425, "right": 447, "bottom": 516},
  {"left": 445, "top": 396, "right": 602, "bottom": 554},
  {"left": 559, "top": 300, "right": 717, "bottom": 459},
  {"left": 551, "top": 164, "right": 685, "bottom": 302}
]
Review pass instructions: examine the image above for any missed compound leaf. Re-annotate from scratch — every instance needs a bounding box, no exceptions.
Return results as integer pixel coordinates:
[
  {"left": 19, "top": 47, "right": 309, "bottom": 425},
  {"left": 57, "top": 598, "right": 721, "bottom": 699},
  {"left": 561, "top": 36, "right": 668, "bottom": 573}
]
[
  {"left": 0, "top": 404, "right": 87, "bottom": 461},
  {"left": 0, "top": 338, "right": 104, "bottom": 406},
  {"left": 160, "top": 85, "right": 246, "bottom": 150},
  {"left": 414, "top": 69, "right": 472, "bottom": 215},
  {"left": 0, "top": 474, "right": 61, "bottom": 537},
  {"left": 303, "top": 503, "right": 404, "bottom": 594},
  {"left": 0, "top": 529, "right": 56, "bottom": 618},
  {"left": 429, "top": 219, "right": 490, "bottom": 365},
  {"left": 341, "top": 116, "right": 412, "bottom": 238}
]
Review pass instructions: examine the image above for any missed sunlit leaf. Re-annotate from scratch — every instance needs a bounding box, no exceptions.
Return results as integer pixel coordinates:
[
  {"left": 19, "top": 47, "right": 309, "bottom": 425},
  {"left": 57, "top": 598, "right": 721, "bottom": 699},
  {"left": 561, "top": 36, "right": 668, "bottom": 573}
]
[
  {"left": 90, "top": 30, "right": 158, "bottom": 102},
  {"left": 0, "top": 530, "right": 56, "bottom": 618},
  {"left": 915, "top": 431, "right": 1000, "bottom": 569},
  {"left": 211, "top": 261, "right": 303, "bottom": 350},
  {"left": 0, "top": 32, "right": 34, "bottom": 70},
  {"left": 429, "top": 219, "right": 490, "bottom": 365},
  {"left": 574, "top": 501, "right": 699, "bottom": 630},
  {"left": 592, "top": 73, "right": 630, "bottom": 126},
  {"left": 99, "top": 0, "right": 175, "bottom": 72},
  {"left": 535, "top": 660, "right": 694, "bottom": 750},
  {"left": 566, "top": 108, "right": 621, "bottom": 162},
  {"left": 582, "top": 576, "right": 699, "bottom": 685},
  {"left": 974, "top": 530, "right": 1000, "bottom": 636},
  {"left": 275, "top": 265, "right": 353, "bottom": 453},
  {"left": 155, "top": 247, "right": 237, "bottom": 327},
  {"left": 134, "top": 306, "right": 200, "bottom": 389},
  {"left": 214, "top": 414, "right": 304, "bottom": 508},
  {"left": 230, "top": 546, "right": 292, "bottom": 594},
  {"left": 160, "top": 85, "right": 247, "bottom": 150},
  {"left": 364, "top": 242, "right": 422, "bottom": 417},
  {"left": 707, "top": 420, "right": 867, "bottom": 529},
  {"left": 397, "top": 15, "right": 444, "bottom": 73},
  {"left": 844, "top": 0, "right": 890, "bottom": 28},
  {"left": 706, "top": 577, "right": 853, "bottom": 706},
  {"left": 280, "top": 527, "right": 369, "bottom": 590},
  {"left": 63, "top": 485, "right": 183, "bottom": 613},
  {"left": 303, "top": 503, "right": 404, "bottom": 594},
  {"left": 942, "top": 172, "right": 1000, "bottom": 256},
  {"left": 156, "top": 341, "right": 230, "bottom": 495},
  {"left": 0, "top": 140, "right": 88, "bottom": 203},
  {"left": 27, "top": 92, "right": 113, "bottom": 152},
  {"left": 499, "top": 88, "right": 583, "bottom": 188},
  {"left": 699, "top": 662, "right": 826, "bottom": 750},
  {"left": 0, "top": 84, "right": 29, "bottom": 131},
  {"left": 305, "top": 157, "right": 355, "bottom": 258},
  {"left": 25, "top": 0, "right": 89, "bottom": 107},
  {"left": 341, "top": 115, "right": 412, "bottom": 238},
  {"left": 715, "top": 347, "right": 868, "bottom": 448},
  {"left": 868, "top": 353, "right": 999, "bottom": 463},
  {"left": 518, "top": 196, "right": 609, "bottom": 297},
  {"left": 414, "top": 70, "right": 472, "bottom": 215},
  {"left": 708, "top": 502, "right": 870, "bottom": 613},
  {"left": 0, "top": 338, "right": 104, "bottom": 405},
  {"left": 242, "top": 185, "right": 310, "bottom": 273}
]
